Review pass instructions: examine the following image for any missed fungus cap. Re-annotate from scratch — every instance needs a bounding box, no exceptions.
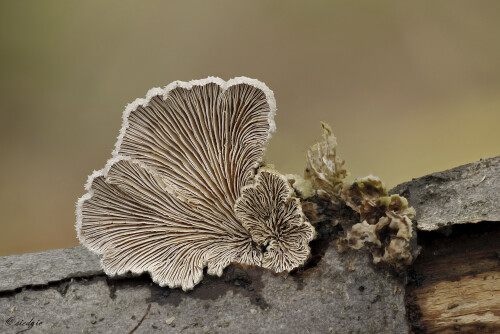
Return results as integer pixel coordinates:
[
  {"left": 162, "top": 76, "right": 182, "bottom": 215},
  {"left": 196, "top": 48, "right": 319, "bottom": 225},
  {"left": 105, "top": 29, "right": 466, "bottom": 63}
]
[{"left": 76, "top": 77, "right": 314, "bottom": 290}]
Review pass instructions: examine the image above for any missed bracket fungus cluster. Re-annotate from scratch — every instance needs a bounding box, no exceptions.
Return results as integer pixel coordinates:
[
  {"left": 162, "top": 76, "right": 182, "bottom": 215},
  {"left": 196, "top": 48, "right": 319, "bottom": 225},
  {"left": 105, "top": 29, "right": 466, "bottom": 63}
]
[{"left": 76, "top": 77, "right": 315, "bottom": 290}]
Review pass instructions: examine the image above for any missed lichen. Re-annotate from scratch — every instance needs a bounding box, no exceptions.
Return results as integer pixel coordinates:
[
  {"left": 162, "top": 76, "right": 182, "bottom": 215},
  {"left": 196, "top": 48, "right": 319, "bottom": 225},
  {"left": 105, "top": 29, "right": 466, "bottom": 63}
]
[
  {"left": 337, "top": 176, "right": 417, "bottom": 271},
  {"left": 286, "top": 174, "right": 314, "bottom": 199},
  {"left": 303, "top": 123, "right": 417, "bottom": 271},
  {"left": 304, "top": 122, "right": 348, "bottom": 203},
  {"left": 341, "top": 175, "right": 387, "bottom": 212}
]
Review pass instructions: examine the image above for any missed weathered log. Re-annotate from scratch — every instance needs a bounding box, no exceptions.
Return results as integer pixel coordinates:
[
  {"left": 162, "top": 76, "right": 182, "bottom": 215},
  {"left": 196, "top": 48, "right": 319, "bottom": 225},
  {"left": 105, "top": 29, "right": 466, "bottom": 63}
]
[
  {"left": 392, "top": 156, "right": 500, "bottom": 334},
  {"left": 0, "top": 156, "right": 498, "bottom": 334},
  {"left": 406, "top": 222, "right": 499, "bottom": 333},
  {"left": 392, "top": 156, "right": 500, "bottom": 231}
]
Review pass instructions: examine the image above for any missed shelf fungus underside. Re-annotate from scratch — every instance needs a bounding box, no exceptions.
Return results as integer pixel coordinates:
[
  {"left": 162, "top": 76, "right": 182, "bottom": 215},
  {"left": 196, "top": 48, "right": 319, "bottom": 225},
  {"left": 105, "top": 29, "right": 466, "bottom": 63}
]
[{"left": 76, "top": 77, "right": 315, "bottom": 291}]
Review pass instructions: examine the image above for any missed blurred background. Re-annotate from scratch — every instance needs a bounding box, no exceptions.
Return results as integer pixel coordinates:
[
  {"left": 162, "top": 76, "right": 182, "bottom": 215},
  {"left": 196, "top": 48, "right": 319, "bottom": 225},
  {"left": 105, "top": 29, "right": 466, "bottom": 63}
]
[{"left": 1, "top": 1, "right": 499, "bottom": 256}]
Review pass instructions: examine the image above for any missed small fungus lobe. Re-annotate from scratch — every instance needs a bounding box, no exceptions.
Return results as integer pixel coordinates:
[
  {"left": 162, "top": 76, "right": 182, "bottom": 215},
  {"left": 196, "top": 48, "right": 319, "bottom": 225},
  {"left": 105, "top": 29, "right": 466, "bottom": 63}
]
[{"left": 235, "top": 168, "right": 315, "bottom": 273}]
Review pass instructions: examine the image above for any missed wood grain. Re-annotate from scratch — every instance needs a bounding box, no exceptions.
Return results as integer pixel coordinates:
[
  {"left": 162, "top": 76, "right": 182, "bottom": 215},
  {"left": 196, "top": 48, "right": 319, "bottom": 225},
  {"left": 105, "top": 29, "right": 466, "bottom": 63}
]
[{"left": 407, "top": 223, "right": 500, "bottom": 333}]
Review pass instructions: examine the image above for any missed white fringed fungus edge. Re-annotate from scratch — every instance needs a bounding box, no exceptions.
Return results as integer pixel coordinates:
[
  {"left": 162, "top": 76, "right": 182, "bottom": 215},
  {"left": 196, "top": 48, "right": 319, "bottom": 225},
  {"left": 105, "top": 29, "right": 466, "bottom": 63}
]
[{"left": 75, "top": 76, "right": 277, "bottom": 255}]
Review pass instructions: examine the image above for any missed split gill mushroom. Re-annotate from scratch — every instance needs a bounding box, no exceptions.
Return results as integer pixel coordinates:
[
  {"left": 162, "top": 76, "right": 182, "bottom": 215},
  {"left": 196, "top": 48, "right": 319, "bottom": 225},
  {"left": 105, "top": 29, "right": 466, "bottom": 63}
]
[{"left": 76, "top": 77, "right": 315, "bottom": 291}]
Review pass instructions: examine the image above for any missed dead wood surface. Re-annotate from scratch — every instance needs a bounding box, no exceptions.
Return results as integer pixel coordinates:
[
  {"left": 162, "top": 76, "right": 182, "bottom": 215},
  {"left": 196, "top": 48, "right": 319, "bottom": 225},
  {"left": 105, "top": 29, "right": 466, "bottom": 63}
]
[
  {"left": 392, "top": 156, "right": 500, "bottom": 231},
  {"left": 1, "top": 156, "right": 499, "bottom": 334},
  {"left": 406, "top": 223, "right": 499, "bottom": 333}
]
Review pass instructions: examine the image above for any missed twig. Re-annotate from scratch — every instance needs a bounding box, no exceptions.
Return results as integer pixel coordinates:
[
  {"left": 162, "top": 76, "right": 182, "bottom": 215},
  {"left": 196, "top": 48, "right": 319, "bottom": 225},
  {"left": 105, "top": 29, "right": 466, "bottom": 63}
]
[{"left": 129, "top": 303, "right": 151, "bottom": 334}]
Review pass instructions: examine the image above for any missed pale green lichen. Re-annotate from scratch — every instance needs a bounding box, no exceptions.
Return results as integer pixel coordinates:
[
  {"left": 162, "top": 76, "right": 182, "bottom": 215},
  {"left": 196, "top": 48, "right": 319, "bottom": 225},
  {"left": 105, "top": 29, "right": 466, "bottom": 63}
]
[
  {"left": 304, "top": 122, "right": 348, "bottom": 203},
  {"left": 286, "top": 174, "right": 315, "bottom": 199},
  {"left": 338, "top": 176, "right": 417, "bottom": 271},
  {"left": 302, "top": 122, "right": 417, "bottom": 271},
  {"left": 341, "top": 175, "right": 387, "bottom": 212}
]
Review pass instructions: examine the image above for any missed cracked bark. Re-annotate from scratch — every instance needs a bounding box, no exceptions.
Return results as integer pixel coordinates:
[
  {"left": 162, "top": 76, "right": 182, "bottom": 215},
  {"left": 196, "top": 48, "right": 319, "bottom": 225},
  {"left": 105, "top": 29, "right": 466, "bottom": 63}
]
[{"left": 0, "top": 156, "right": 498, "bottom": 334}]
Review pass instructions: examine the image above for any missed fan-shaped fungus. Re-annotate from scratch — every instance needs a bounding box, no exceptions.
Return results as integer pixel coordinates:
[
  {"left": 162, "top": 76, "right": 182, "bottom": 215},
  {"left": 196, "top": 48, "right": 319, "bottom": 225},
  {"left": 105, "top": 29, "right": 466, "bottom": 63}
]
[
  {"left": 235, "top": 168, "right": 315, "bottom": 273},
  {"left": 76, "top": 77, "right": 315, "bottom": 290}
]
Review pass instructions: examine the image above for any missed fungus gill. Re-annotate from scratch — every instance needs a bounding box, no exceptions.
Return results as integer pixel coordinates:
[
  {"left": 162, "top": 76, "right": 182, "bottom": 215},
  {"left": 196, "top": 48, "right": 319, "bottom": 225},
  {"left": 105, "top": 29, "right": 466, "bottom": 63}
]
[
  {"left": 76, "top": 77, "right": 315, "bottom": 290},
  {"left": 235, "top": 168, "right": 315, "bottom": 273}
]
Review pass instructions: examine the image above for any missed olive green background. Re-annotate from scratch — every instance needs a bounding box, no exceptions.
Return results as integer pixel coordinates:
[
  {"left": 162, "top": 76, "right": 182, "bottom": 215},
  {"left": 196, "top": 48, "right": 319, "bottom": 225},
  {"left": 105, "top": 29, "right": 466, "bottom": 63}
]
[{"left": 1, "top": 1, "right": 499, "bottom": 255}]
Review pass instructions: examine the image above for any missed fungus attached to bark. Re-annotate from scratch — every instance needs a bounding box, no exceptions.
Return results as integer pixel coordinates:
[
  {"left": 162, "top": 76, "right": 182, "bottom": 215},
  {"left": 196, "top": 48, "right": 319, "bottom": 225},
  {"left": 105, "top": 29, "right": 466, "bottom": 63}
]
[
  {"left": 338, "top": 176, "right": 417, "bottom": 271},
  {"left": 76, "top": 77, "right": 315, "bottom": 290},
  {"left": 235, "top": 168, "right": 315, "bottom": 273}
]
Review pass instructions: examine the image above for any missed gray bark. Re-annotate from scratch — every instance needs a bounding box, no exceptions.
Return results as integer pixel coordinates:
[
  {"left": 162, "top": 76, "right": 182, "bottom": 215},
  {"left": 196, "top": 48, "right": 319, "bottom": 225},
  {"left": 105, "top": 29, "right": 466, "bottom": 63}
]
[
  {"left": 0, "top": 246, "right": 407, "bottom": 334},
  {"left": 391, "top": 156, "right": 500, "bottom": 231},
  {"left": 1, "top": 156, "right": 498, "bottom": 334},
  {"left": 0, "top": 247, "right": 101, "bottom": 293}
]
